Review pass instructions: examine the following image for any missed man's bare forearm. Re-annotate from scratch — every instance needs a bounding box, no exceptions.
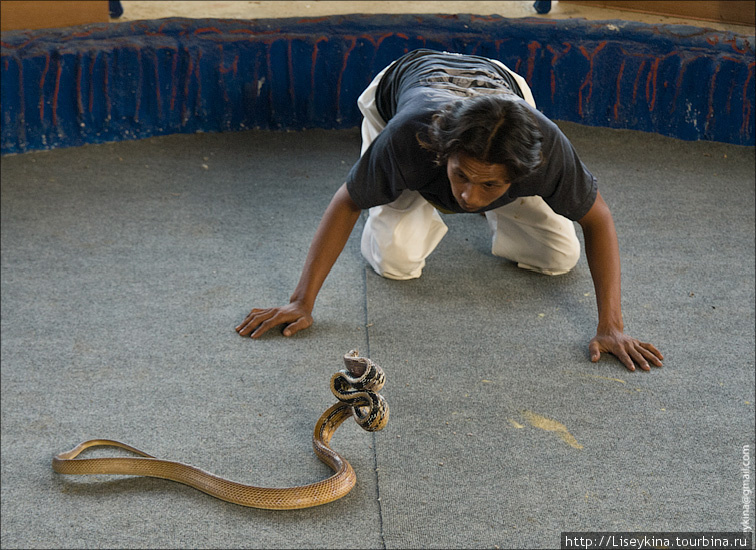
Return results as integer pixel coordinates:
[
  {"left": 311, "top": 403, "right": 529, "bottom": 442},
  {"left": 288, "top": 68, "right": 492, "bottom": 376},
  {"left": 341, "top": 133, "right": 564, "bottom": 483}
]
[
  {"left": 579, "top": 191, "right": 623, "bottom": 332},
  {"left": 578, "top": 190, "right": 663, "bottom": 371},
  {"left": 235, "top": 183, "right": 362, "bottom": 338},
  {"left": 290, "top": 182, "right": 363, "bottom": 310}
]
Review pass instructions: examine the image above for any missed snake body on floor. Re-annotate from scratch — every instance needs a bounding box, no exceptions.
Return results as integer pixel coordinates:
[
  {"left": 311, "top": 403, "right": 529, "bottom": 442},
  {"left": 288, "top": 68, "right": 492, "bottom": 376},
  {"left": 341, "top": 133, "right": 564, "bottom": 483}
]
[{"left": 52, "top": 350, "right": 388, "bottom": 510}]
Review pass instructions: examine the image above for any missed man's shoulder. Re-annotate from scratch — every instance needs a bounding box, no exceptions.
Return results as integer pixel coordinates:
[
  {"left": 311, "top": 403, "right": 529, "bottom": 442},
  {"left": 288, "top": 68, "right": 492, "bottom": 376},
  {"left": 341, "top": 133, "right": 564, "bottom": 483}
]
[{"left": 381, "top": 94, "right": 438, "bottom": 141}]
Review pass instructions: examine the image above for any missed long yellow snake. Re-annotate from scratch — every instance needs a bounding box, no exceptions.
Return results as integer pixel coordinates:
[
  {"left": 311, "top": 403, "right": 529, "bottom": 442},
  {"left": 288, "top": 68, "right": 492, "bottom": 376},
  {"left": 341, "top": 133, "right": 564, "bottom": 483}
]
[{"left": 52, "top": 350, "right": 389, "bottom": 510}]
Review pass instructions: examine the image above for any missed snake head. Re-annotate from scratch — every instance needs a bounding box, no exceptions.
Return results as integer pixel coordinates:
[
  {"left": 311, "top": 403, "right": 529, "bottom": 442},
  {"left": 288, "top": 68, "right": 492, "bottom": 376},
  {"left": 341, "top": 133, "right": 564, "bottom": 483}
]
[
  {"left": 341, "top": 350, "right": 385, "bottom": 391},
  {"left": 332, "top": 350, "right": 389, "bottom": 432},
  {"left": 343, "top": 349, "right": 367, "bottom": 377}
]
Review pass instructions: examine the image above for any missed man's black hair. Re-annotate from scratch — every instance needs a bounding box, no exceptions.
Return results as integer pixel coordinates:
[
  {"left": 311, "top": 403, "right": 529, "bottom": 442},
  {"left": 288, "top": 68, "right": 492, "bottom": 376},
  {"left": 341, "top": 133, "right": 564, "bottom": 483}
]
[{"left": 419, "top": 95, "right": 544, "bottom": 181}]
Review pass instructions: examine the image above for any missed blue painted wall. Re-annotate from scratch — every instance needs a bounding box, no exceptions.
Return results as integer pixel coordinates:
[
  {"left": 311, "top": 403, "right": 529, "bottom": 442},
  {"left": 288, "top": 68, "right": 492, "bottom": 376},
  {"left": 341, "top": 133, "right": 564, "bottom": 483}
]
[{"left": 1, "top": 14, "right": 754, "bottom": 154}]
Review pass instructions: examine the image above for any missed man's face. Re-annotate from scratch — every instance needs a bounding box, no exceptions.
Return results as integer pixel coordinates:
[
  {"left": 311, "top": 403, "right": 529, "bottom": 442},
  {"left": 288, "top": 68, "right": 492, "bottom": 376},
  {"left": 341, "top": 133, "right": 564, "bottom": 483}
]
[{"left": 446, "top": 151, "right": 511, "bottom": 212}]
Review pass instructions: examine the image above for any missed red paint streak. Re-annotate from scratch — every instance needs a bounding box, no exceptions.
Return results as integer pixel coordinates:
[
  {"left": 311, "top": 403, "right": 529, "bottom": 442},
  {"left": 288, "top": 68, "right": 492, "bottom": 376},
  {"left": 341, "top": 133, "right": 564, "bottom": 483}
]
[
  {"left": 219, "top": 44, "right": 238, "bottom": 106},
  {"left": 309, "top": 37, "right": 329, "bottom": 104},
  {"left": 725, "top": 74, "right": 736, "bottom": 115},
  {"left": 577, "top": 41, "right": 607, "bottom": 118},
  {"left": 621, "top": 48, "right": 677, "bottom": 112},
  {"left": 182, "top": 49, "right": 193, "bottom": 123},
  {"left": 0, "top": 38, "right": 37, "bottom": 49},
  {"left": 493, "top": 38, "right": 509, "bottom": 54},
  {"left": 150, "top": 50, "right": 162, "bottom": 119},
  {"left": 514, "top": 59, "right": 522, "bottom": 75},
  {"left": 141, "top": 29, "right": 169, "bottom": 38},
  {"left": 287, "top": 41, "right": 295, "bottom": 108},
  {"left": 670, "top": 56, "right": 690, "bottom": 114},
  {"left": 308, "top": 36, "right": 328, "bottom": 110},
  {"left": 644, "top": 57, "right": 661, "bottom": 111},
  {"left": 705, "top": 64, "right": 720, "bottom": 131},
  {"left": 336, "top": 37, "right": 359, "bottom": 117},
  {"left": 613, "top": 59, "right": 626, "bottom": 121},
  {"left": 296, "top": 16, "right": 331, "bottom": 24},
  {"left": 217, "top": 44, "right": 238, "bottom": 75},
  {"left": 724, "top": 37, "right": 750, "bottom": 55},
  {"left": 546, "top": 43, "right": 571, "bottom": 102},
  {"left": 67, "top": 24, "right": 110, "bottom": 39},
  {"left": 356, "top": 32, "right": 403, "bottom": 51},
  {"left": 526, "top": 41, "right": 540, "bottom": 85},
  {"left": 76, "top": 53, "right": 84, "bottom": 116},
  {"left": 193, "top": 27, "right": 225, "bottom": 35},
  {"left": 631, "top": 60, "right": 646, "bottom": 105},
  {"left": 103, "top": 52, "right": 111, "bottom": 120},
  {"left": 52, "top": 56, "right": 62, "bottom": 126},
  {"left": 549, "top": 70, "right": 555, "bottom": 102},
  {"left": 470, "top": 15, "right": 501, "bottom": 22},
  {"left": 252, "top": 53, "right": 262, "bottom": 106},
  {"left": 742, "top": 62, "right": 754, "bottom": 136},
  {"left": 69, "top": 29, "right": 97, "bottom": 39},
  {"left": 332, "top": 31, "right": 406, "bottom": 115},
  {"left": 39, "top": 53, "right": 50, "bottom": 123},
  {"left": 169, "top": 51, "right": 178, "bottom": 112},
  {"left": 88, "top": 54, "right": 96, "bottom": 113}
]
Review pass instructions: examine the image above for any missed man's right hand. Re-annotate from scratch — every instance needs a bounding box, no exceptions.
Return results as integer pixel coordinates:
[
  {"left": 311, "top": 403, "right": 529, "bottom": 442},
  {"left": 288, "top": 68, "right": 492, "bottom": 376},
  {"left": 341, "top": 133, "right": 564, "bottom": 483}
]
[
  {"left": 235, "top": 301, "right": 313, "bottom": 338},
  {"left": 235, "top": 183, "right": 362, "bottom": 341}
]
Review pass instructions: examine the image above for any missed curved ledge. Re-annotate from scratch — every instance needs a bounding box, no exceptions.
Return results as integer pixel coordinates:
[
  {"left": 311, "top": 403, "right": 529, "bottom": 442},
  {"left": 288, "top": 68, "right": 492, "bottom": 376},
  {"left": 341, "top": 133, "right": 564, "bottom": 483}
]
[{"left": 1, "top": 14, "right": 753, "bottom": 154}]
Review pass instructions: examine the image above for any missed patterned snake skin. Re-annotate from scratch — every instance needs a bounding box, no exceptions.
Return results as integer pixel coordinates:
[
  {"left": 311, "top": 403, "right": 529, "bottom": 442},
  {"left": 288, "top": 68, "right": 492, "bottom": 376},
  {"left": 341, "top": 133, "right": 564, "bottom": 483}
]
[{"left": 52, "top": 350, "right": 389, "bottom": 510}]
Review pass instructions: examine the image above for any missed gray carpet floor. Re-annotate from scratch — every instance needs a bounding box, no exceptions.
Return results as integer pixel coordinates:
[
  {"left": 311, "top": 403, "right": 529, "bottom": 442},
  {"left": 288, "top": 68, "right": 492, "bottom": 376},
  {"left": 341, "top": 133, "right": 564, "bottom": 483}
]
[{"left": 2, "top": 123, "right": 754, "bottom": 549}]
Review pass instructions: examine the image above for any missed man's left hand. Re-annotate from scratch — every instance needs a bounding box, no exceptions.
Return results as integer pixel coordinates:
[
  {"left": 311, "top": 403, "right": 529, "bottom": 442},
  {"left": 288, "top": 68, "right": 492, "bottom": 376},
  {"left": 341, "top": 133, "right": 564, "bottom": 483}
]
[{"left": 589, "top": 329, "right": 663, "bottom": 371}]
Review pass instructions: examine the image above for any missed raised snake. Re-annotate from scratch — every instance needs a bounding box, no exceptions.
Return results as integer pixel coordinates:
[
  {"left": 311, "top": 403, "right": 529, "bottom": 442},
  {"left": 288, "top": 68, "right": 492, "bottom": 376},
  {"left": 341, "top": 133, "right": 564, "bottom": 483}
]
[{"left": 52, "top": 350, "right": 389, "bottom": 510}]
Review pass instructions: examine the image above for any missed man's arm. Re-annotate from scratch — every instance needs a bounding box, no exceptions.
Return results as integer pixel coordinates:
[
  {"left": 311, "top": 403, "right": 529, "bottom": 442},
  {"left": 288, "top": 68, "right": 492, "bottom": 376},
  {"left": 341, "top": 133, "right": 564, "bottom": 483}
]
[
  {"left": 578, "top": 190, "right": 663, "bottom": 371},
  {"left": 236, "top": 182, "right": 362, "bottom": 338}
]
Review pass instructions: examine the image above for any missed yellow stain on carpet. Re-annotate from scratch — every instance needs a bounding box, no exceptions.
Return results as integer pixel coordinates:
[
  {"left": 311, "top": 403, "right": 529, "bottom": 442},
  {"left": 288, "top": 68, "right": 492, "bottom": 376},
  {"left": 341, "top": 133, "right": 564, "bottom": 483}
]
[{"left": 521, "top": 410, "right": 583, "bottom": 449}]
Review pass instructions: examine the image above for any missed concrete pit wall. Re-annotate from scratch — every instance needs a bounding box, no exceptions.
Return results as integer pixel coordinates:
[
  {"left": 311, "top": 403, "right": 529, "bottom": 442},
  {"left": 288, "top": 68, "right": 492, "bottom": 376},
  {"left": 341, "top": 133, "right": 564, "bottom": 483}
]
[{"left": 1, "top": 14, "right": 754, "bottom": 155}]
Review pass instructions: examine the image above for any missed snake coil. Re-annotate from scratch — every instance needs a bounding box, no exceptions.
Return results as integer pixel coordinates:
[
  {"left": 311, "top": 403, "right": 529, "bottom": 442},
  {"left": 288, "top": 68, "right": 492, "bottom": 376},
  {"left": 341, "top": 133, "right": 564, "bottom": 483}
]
[{"left": 52, "top": 350, "right": 389, "bottom": 510}]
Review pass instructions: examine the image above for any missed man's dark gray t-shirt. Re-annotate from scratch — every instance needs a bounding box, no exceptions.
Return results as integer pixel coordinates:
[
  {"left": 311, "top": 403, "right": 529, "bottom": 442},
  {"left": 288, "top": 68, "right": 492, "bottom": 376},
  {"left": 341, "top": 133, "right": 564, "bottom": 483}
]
[{"left": 346, "top": 49, "right": 597, "bottom": 219}]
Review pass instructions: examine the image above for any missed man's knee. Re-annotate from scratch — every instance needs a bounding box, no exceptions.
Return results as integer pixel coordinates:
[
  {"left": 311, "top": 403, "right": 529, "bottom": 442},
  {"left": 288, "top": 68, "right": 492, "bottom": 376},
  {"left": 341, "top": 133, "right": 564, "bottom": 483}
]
[
  {"left": 361, "top": 234, "right": 426, "bottom": 280},
  {"left": 516, "top": 238, "right": 580, "bottom": 276},
  {"left": 360, "top": 196, "right": 448, "bottom": 280}
]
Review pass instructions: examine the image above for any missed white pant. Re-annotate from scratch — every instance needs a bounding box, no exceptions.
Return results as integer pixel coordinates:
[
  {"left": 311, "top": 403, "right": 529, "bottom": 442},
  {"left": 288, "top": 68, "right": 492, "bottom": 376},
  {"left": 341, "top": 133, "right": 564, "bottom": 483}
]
[{"left": 358, "top": 58, "right": 580, "bottom": 280}]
